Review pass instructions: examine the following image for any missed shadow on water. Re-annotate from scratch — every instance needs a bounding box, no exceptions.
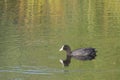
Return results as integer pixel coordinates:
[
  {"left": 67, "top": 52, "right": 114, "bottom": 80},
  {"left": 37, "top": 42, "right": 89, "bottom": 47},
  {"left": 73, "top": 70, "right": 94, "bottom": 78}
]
[{"left": 0, "top": 66, "right": 120, "bottom": 75}]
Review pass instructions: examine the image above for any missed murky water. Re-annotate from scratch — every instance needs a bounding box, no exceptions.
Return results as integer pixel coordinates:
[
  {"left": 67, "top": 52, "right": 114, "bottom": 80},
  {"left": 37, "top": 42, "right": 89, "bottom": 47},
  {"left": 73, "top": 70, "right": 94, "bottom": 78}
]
[{"left": 0, "top": 0, "right": 120, "bottom": 80}]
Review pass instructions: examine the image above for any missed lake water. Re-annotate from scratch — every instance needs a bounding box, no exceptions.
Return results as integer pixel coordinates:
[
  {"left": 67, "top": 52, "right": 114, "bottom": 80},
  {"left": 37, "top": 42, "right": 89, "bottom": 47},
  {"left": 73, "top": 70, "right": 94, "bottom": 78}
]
[{"left": 0, "top": 0, "right": 120, "bottom": 80}]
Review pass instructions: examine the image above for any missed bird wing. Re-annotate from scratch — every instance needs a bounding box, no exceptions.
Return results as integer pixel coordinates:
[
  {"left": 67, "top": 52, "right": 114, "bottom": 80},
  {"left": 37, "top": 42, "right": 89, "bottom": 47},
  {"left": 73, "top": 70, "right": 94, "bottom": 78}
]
[{"left": 71, "top": 48, "right": 94, "bottom": 56}]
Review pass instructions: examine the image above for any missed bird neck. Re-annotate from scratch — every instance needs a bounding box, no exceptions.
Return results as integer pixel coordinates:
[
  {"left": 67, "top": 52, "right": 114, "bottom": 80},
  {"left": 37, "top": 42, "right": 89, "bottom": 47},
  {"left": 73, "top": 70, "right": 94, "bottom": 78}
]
[
  {"left": 65, "top": 49, "right": 72, "bottom": 54},
  {"left": 63, "top": 55, "right": 71, "bottom": 66},
  {"left": 66, "top": 55, "right": 71, "bottom": 61}
]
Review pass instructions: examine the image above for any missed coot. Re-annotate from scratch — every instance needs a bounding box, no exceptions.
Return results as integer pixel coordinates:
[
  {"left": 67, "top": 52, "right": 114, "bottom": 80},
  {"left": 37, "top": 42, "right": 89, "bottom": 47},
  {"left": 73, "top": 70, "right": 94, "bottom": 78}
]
[{"left": 59, "top": 45, "right": 97, "bottom": 66}]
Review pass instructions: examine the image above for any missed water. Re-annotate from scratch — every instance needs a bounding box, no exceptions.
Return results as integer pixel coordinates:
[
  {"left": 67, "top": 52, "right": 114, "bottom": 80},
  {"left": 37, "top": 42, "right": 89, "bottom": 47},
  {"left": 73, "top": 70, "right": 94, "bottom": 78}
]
[{"left": 0, "top": 0, "right": 120, "bottom": 80}]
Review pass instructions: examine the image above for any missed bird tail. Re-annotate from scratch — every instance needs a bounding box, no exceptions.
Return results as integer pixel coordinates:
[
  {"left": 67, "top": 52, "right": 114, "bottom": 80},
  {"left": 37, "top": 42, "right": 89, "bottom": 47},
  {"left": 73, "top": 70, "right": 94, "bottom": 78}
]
[{"left": 89, "top": 49, "right": 97, "bottom": 60}]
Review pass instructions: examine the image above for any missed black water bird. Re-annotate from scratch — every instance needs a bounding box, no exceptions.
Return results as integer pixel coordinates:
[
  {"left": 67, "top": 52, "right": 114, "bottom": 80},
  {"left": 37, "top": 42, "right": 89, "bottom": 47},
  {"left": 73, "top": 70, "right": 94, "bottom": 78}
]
[{"left": 59, "top": 45, "right": 97, "bottom": 66}]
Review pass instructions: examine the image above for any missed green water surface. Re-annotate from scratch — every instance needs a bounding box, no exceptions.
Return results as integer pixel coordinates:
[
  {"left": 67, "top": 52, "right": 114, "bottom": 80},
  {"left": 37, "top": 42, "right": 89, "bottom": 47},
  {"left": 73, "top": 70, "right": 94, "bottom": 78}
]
[{"left": 0, "top": 0, "right": 120, "bottom": 80}]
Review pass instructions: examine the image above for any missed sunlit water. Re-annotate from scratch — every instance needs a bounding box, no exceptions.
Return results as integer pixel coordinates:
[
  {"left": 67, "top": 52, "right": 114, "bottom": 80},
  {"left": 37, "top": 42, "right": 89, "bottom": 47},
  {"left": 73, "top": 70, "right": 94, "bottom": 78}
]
[{"left": 0, "top": 0, "right": 120, "bottom": 80}]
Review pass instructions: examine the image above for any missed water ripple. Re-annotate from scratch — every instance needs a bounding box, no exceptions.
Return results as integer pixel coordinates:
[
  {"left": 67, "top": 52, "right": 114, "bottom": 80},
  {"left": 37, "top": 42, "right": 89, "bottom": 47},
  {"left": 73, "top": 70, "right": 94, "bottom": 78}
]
[
  {"left": 0, "top": 66, "right": 63, "bottom": 75},
  {"left": 0, "top": 66, "right": 120, "bottom": 75}
]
